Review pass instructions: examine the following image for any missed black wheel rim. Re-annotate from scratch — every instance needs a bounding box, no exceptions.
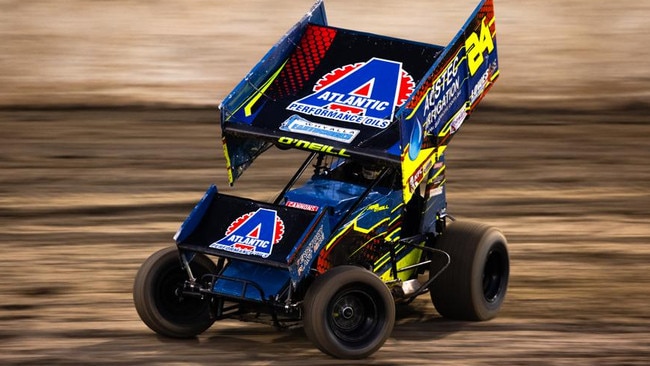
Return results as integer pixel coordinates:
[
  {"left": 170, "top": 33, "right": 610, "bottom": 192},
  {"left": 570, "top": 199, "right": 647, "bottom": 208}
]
[
  {"left": 327, "top": 286, "right": 383, "bottom": 346},
  {"left": 155, "top": 264, "right": 209, "bottom": 323},
  {"left": 482, "top": 246, "right": 507, "bottom": 303}
]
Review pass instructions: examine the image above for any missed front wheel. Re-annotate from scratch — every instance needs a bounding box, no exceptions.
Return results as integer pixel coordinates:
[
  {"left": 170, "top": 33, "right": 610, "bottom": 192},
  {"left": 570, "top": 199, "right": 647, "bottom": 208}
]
[
  {"left": 303, "top": 266, "right": 395, "bottom": 359},
  {"left": 133, "top": 246, "right": 217, "bottom": 338},
  {"left": 430, "top": 221, "right": 509, "bottom": 321}
]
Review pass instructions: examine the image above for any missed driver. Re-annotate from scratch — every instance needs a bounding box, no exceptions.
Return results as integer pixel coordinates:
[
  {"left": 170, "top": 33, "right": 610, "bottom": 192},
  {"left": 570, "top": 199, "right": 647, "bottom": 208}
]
[
  {"left": 329, "top": 159, "right": 389, "bottom": 186},
  {"left": 361, "top": 163, "right": 382, "bottom": 181}
]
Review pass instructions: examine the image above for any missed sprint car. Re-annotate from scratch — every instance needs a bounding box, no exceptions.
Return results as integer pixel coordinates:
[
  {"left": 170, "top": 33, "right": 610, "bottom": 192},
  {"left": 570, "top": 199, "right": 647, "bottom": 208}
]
[{"left": 134, "top": 0, "right": 509, "bottom": 359}]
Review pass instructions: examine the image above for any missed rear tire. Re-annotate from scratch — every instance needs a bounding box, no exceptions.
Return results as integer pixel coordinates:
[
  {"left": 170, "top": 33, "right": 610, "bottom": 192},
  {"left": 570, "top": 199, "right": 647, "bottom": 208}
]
[
  {"left": 133, "top": 246, "right": 217, "bottom": 338},
  {"left": 430, "top": 221, "right": 509, "bottom": 321},
  {"left": 303, "top": 266, "right": 395, "bottom": 359}
]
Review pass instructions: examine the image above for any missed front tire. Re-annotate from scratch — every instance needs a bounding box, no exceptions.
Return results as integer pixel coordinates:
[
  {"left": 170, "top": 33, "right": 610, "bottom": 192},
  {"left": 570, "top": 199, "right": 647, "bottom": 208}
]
[
  {"left": 303, "top": 266, "right": 395, "bottom": 359},
  {"left": 133, "top": 246, "right": 217, "bottom": 338},
  {"left": 430, "top": 221, "right": 509, "bottom": 321}
]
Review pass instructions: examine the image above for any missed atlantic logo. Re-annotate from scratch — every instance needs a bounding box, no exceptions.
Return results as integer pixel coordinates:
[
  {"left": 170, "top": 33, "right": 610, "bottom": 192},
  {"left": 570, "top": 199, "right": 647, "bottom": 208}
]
[
  {"left": 209, "top": 208, "right": 285, "bottom": 258},
  {"left": 287, "top": 58, "right": 415, "bottom": 129}
]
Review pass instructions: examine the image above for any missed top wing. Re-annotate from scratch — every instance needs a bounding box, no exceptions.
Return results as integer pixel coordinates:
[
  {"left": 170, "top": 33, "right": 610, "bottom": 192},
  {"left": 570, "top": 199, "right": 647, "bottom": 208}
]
[{"left": 219, "top": 0, "right": 499, "bottom": 199}]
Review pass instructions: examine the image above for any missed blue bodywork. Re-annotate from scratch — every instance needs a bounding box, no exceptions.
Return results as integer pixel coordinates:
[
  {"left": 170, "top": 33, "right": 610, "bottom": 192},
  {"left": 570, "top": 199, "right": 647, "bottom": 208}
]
[
  {"left": 284, "top": 178, "right": 393, "bottom": 228},
  {"left": 175, "top": 165, "right": 408, "bottom": 302}
]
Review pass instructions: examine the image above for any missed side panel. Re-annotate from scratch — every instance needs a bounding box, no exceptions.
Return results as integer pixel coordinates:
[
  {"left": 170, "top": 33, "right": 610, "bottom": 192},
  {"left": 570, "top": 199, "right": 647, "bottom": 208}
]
[
  {"left": 398, "top": 0, "right": 499, "bottom": 203},
  {"left": 287, "top": 211, "right": 330, "bottom": 286},
  {"left": 174, "top": 185, "right": 218, "bottom": 243}
]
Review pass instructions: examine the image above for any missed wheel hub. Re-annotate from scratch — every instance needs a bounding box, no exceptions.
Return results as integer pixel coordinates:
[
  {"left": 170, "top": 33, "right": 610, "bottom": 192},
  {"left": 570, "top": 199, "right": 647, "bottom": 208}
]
[
  {"left": 341, "top": 306, "right": 354, "bottom": 319},
  {"left": 333, "top": 296, "right": 364, "bottom": 330}
]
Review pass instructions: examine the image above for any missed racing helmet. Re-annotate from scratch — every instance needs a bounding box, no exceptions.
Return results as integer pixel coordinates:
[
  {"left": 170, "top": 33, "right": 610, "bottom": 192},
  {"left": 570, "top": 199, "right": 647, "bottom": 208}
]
[{"left": 361, "top": 164, "right": 382, "bottom": 180}]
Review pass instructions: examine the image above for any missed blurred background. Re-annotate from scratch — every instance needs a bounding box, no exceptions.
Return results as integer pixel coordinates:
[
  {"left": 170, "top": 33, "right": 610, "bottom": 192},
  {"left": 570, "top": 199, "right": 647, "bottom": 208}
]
[
  {"left": 1, "top": 0, "right": 648, "bottom": 364},
  {"left": 1, "top": 0, "right": 648, "bottom": 108}
]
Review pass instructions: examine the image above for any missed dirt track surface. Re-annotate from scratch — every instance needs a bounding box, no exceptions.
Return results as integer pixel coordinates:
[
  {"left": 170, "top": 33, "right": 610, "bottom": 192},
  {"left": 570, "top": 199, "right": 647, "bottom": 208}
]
[{"left": 1, "top": 107, "right": 648, "bottom": 365}]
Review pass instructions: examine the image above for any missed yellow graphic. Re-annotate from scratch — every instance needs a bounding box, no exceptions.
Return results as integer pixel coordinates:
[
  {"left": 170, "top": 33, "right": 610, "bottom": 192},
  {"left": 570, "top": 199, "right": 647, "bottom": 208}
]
[
  {"left": 324, "top": 212, "right": 389, "bottom": 251},
  {"left": 401, "top": 143, "right": 447, "bottom": 203},
  {"left": 383, "top": 227, "right": 401, "bottom": 243},
  {"left": 222, "top": 60, "right": 287, "bottom": 119},
  {"left": 222, "top": 137, "right": 235, "bottom": 184},
  {"left": 375, "top": 244, "right": 424, "bottom": 282},
  {"left": 466, "top": 16, "right": 495, "bottom": 76},
  {"left": 366, "top": 203, "right": 389, "bottom": 212},
  {"left": 277, "top": 137, "right": 350, "bottom": 157},
  {"left": 427, "top": 161, "right": 446, "bottom": 185},
  {"left": 491, "top": 69, "right": 500, "bottom": 82}
]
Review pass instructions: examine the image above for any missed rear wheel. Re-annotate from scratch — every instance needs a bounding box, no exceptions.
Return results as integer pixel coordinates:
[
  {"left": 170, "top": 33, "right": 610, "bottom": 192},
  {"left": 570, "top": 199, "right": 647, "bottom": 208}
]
[
  {"left": 303, "top": 266, "right": 395, "bottom": 359},
  {"left": 133, "top": 246, "right": 217, "bottom": 338},
  {"left": 430, "top": 221, "right": 509, "bottom": 321}
]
